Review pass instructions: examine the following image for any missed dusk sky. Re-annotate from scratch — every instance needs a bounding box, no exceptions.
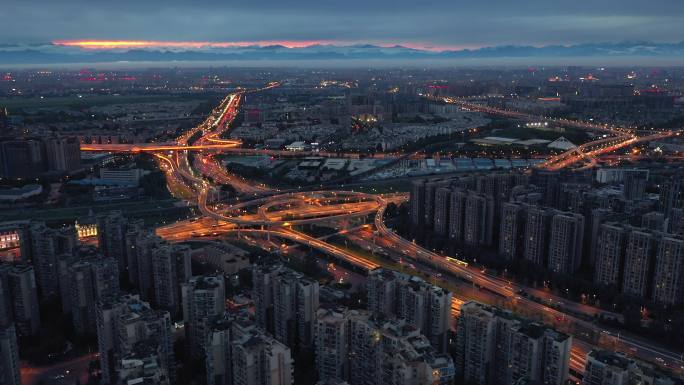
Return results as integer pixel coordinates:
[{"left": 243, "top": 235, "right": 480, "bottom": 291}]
[{"left": 3, "top": 0, "right": 684, "bottom": 49}]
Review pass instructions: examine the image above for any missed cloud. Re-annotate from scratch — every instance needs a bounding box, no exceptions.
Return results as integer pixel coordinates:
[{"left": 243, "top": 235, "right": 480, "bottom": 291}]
[{"left": 1, "top": 0, "right": 683, "bottom": 47}]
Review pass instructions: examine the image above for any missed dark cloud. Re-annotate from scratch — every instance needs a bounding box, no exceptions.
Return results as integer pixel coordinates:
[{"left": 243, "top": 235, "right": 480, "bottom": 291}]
[{"left": 2, "top": 0, "right": 683, "bottom": 47}]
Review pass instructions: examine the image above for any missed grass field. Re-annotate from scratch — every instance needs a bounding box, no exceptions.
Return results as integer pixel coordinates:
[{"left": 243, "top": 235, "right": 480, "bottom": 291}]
[
  {"left": 0, "top": 198, "right": 191, "bottom": 224},
  {"left": 0, "top": 93, "right": 214, "bottom": 110},
  {"left": 341, "top": 179, "right": 412, "bottom": 194}
]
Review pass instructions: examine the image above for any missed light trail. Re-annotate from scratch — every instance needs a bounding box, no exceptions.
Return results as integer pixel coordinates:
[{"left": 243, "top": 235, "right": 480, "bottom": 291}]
[
  {"left": 105, "top": 83, "right": 684, "bottom": 378},
  {"left": 439, "top": 96, "right": 682, "bottom": 171}
]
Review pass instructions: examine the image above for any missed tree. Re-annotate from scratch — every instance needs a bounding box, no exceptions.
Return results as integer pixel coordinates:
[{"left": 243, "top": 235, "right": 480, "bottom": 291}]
[{"left": 139, "top": 171, "right": 171, "bottom": 199}]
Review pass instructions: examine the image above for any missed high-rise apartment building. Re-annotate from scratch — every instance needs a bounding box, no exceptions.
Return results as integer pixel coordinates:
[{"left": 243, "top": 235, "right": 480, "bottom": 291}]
[
  {"left": 206, "top": 313, "right": 294, "bottom": 385},
  {"left": 463, "top": 193, "right": 495, "bottom": 247},
  {"left": 523, "top": 207, "right": 553, "bottom": 266},
  {"left": 29, "top": 223, "right": 77, "bottom": 297},
  {"left": 583, "top": 349, "right": 632, "bottom": 385},
  {"left": 315, "top": 307, "right": 350, "bottom": 382},
  {"left": 252, "top": 264, "right": 280, "bottom": 333},
  {"left": 316, "top": 309, "right": 454, "bottom": 385},
  {"left": 5, "top": 264, "right": 41, "bottom": 336},
  {"left": 410, "top": 180, "right": 426, "bottom": 226},
  {"left": 408, "top": 174, "right": 527, "bottom": 244},
  {"left": 205, "top": 315, "right": 235, "bottom": 385},
  {"left": 669, "top": 208, "right": 684, "bottom": 236},
  {"left": 252, "top": 264, "right": 319, "bottom": 349},
  {"left": 651, "top": 236, "right": 684, "bottom": 306},
  {"left": 454, "top": 302, "right": 496, "bottom": 385},
  {"left": 455, "top": 301, "right": 571, "bottom": 385},
  {"left": 660, "top": 175, "right": 684, "bottom": 216},
  {"left": 423, "top": 181, "right": 441, "bottom": 228},
  {"left": 622, "top": 169, "right": 648, "bottom": 201},
  {"left": 433, "top": 187, "right": 451, "bottom": 235},
  {"left": 367, "top": 268, "right": 451, "bottom": 352},
  {"left": 377, "top": 319, "right": 455, "bottom": 385},
  {"left": 126, "top": 227, "right": 161, "bottom": 300},
  {"left": 182, "top": 275, "right": 226, "bottom": 359},
  {"left": 69, "top": 256, "right": 119, "bottom": 334},
  {"left": 97, "top": 211, "right": 130, "bottom": 274},
  {"left": 585, "top": 349, "right": 678, "bottom": 385},
  {"left": 0, "top": 264, "right": 10, "bottom": 328},
  {"left": 530, "top": 169, "right": 562, "bottom": 207},
  {"left": 641, "top": 211, "right": 667, "bottom": 232},
  {"left": 622, "top": 230, "right": 656, "bottom": 298},
  {"left": 272, "top": 269, "right": 319, "bottom": 349},
  {"left": 231, "top": 326, "right": 294, "bottom": 385},
  {"left": 0, "top": 139, "right": 45, "bottom": 178},
  {"left": 152, "top": 244, "right": 192, "bottom": 317},
  {"left": 0, "top": 324, "right": 21, "bottom": 385},
  {"left": 44, "top": 136, "right": 81, "bottom": 172},
  {"left": 593, "top": 223, "right": 627, "bottom": 286},
  {"left": 499, "top": 202, "right": 526, "bottom": 260},
  {"left": 0, "top": 137, "right": 82, "bottom": 177},
  {"left": 366, "top": 268, "right": 397, "bottom": 318},
  {"left": 547, "top": 212, "right": 585, "bottom": 274},
  {"left": 448, "top": 188, "right": 468, "bottom": 241},
  {"left": 97, "top": 294, "right": 175, "bottom": 385}
]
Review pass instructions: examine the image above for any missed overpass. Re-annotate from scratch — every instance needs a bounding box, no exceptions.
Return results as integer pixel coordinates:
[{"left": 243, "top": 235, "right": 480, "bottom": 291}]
[{"left": 80, "top": 142, "right": 242, "bottom": 152}]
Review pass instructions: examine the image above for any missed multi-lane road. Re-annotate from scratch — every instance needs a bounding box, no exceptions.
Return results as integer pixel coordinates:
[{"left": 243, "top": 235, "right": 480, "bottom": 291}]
[
  {"left": 99, "top": 84, "right": 683, "bottom": 378},
  {"left": 441, "top": 96, "right": 683, "bottom": 171}
]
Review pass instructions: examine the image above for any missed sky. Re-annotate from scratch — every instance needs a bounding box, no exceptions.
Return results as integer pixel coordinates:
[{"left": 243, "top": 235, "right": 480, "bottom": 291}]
[{"left": 2, "top": 0, "right": 684, "bottom": 49}]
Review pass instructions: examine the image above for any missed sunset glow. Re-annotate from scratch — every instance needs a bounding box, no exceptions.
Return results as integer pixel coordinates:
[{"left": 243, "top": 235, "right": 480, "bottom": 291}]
[
  {"left": 53, "top": 40, "right": 338, "bottom": 49},
  {"left": 52, "top": 39, "right": 467, "bottom": 51}
]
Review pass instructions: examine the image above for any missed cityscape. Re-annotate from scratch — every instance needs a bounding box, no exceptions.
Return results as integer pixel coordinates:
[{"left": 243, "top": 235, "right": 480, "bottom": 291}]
[{"left": 2, "top": 2, "right": 684, "bottom": 385}]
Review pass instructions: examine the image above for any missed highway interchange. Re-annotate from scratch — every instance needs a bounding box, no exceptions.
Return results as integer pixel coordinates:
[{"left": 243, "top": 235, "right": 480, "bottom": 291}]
[{"left": 84, "top": 84, "right": 684, "bottom": 379}]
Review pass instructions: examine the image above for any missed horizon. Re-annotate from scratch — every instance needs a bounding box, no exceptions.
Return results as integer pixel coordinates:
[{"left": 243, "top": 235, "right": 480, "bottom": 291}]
[
  {"left": 3, "top": 0, "right": 684, "bottom": 67},
  {"left": 2, "top": 39, "right": 684, "bottom": 68},
  {"left": 2, "top": 1, "right": 684, "bottom": 384},
  {"left": 2, "top": 0, "right": 683, "bottom": 49}
]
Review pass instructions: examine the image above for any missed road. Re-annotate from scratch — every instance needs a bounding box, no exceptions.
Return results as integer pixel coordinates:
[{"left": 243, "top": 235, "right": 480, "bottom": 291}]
[
  {"left": 441, "top": 97, "right": 633, "bottom": 136},
  {"left": 21, "top": 353, "right": 97, "bottom": 385},
  {"left": 538, "top": 131, "right": 678, "bottom": 171},
  {"left": 101, "top": 84, "right": 684, "bottom": 379},
  {"left": 440, "top": 96, "right": 682, "bottom": 171}
]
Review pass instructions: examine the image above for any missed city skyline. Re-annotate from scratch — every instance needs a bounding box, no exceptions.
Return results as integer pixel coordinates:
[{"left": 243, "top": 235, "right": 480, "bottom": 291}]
[{"left": 1, "top": 2, "right": 684, "bottom": 382}]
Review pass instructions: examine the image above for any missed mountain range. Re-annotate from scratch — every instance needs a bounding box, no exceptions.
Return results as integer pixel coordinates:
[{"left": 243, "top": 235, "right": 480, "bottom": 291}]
[{"left": 1, "top": 41, "right": 684, "bottom": 65}]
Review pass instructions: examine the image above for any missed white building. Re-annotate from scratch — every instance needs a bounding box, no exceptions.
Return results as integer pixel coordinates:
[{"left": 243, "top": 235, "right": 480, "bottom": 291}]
[
  {"left": 285, "top": 141, "right": 308, "bottom": 151},
  {"left": 99, "top": 168, "right": 145, "bottom": 186},
  {"left": 547, "top": 136, "right": 577, "bottom": 151}
]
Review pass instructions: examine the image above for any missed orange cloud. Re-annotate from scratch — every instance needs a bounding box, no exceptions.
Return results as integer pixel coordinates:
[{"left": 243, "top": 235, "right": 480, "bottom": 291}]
[
  {"left": 53, "top": 40, "right": 336, "bottom": 49},
  {"left": 52, "top": 39, "right": 472, "bottom": 52}
]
